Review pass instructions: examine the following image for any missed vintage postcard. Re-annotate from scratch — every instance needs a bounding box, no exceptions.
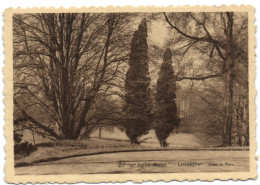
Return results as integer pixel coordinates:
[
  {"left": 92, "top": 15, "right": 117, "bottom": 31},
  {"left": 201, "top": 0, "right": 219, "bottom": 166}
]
[{"left": 4, "top": 6, "right": 256, "bottom": 183}]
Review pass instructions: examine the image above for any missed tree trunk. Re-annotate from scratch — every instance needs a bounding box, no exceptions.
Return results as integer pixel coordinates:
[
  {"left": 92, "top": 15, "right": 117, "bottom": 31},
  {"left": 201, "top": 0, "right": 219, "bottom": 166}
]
[
  {"left": 130, "top": 137, "right": 140, "bottom": 145},
  {"left": 73, "top": 96, "right": 94, "bottom": 138},
  {"left": 77, "top": 126, "right": 91, "bottom": 140},
  {"left": 31, "top": 129, "right": 35, "bottom": 146},
  {"left": 222, "top": 12, "right": 234, "bottom": 147},
  {"left": 98, "top": 126, "right": 102, "bottom": 139},
  {"left": 223, "top": 70, "right": 234, "bottom": 146}
]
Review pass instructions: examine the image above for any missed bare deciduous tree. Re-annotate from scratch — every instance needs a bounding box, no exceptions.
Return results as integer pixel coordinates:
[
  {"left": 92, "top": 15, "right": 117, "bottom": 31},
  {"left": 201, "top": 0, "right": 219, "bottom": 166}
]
[
  {"left": 163, "top": 12, "right": 248, "bottom": 146},
  {"left": 13, "top": 13, "right": 134, "bottom": 139}
]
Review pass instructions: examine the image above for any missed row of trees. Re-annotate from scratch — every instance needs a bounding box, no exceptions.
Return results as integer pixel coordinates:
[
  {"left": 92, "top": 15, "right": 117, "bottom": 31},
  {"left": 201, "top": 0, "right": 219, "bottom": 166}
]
[
  {"left": 14, "top": 12, "right": 248, "bottom": 147},
  {"left": 124, "top": 19, "right": 179, "bottom": 146}
]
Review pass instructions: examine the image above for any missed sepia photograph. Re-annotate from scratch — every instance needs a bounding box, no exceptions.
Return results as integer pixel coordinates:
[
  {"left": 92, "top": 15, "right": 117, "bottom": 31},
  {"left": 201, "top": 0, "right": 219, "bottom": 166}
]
[{"left": 3, "top": 5, "right": 256, "bottom": 183}]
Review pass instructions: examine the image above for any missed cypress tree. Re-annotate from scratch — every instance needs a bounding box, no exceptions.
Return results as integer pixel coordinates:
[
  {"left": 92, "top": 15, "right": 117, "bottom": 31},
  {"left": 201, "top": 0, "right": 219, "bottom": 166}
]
[
  {"left": 155, "top": 48, "right": 179, "bottom": 147},
  {"left": 124, "top": 19, "right": 152, "bottom": 144}
]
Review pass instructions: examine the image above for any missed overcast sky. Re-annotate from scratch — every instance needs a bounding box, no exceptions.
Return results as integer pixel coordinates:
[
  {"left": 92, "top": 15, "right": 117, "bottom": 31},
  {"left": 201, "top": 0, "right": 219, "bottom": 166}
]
[{"left": 149, "top": 19, "right": 169, "bottom": 47}]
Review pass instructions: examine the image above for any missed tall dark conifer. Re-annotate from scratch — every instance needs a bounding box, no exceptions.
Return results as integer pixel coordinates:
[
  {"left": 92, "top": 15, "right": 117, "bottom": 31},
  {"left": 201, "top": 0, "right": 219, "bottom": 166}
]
[
  {"left": 124, "top": 19, "right": 152, "bottom": 144},
  {"left": 155, "top": 48, "right": 179, "bottom": 147}
]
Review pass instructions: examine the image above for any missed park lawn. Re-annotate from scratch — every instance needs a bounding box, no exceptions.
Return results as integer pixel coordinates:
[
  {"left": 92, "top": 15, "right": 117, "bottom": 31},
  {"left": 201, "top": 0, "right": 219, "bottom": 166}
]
[
  {"left": 15, "top": 131, "right": 249, "bottom": 168},
  {"left": 15, "top": 138, "right": 151, "bottom": 167},
  {"left": 15, "top": 149, "right": 250, "bottom": 175}
]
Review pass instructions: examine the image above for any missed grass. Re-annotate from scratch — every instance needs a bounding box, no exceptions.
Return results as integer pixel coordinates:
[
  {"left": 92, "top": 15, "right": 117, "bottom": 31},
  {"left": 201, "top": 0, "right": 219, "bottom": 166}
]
[
  {"left": 15, "top": 136, "right": 249, "bottom": 168},
  {"left": 15, "top": 138, "right": 149, "bottom": 167}
]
